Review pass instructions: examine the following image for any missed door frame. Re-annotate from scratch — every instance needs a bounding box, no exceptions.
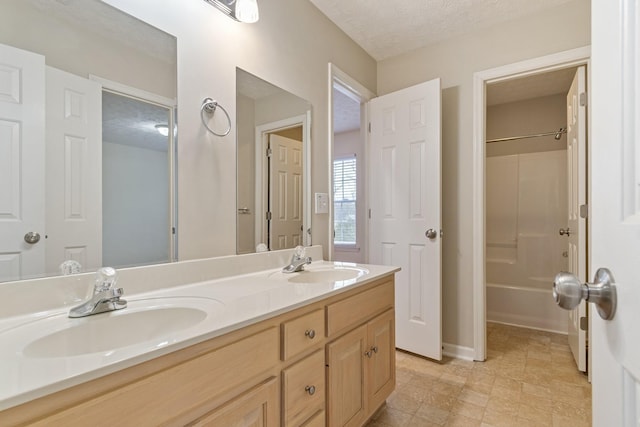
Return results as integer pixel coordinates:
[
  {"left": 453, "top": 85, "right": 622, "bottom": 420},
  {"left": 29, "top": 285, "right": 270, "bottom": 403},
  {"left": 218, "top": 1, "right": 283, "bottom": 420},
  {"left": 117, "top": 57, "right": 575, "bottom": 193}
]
[
  {"left": 328, "top": 63, "right": 375, "bottom": 261},
  {"left": 471, "top": 46, "right": 591, "bottom": 362},
  {"left": 89, "top": 75, "right": 178, "bottom": 262},
  {"left": 254, "top": 114, "right": 311, "bottom": 249}
]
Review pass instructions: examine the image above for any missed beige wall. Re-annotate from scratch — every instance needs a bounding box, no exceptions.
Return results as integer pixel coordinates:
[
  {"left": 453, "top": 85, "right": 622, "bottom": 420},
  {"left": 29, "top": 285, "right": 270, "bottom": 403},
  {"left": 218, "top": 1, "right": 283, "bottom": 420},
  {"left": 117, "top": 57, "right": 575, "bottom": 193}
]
[
  {"left": 0, "top": 1, "right": 176, "bottom": 99},
  {"left": 104, "top": 0, "right": 377, "bottom": 261},
  {"left": 487, "top": 94, "right": 568, "bottom": 157},
  {"left": 377, "top": 0, "right": 590, "bottom": 349}
]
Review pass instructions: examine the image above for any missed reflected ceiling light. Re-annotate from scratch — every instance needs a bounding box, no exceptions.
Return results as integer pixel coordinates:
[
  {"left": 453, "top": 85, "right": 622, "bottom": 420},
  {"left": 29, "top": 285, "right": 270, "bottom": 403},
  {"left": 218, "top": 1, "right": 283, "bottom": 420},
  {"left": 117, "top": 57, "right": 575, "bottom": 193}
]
[
  {"left": 203, "top": 0, "right": 259, "bottom": 23},
  {"left": 155, "top": 124, "right": 169, "bottom": 136}
]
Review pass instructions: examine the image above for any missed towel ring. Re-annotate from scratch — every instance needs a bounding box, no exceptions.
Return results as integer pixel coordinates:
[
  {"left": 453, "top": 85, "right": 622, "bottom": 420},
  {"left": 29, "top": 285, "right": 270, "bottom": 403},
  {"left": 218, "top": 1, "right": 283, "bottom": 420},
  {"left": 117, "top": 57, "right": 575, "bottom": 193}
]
[{"left": 200, "top": 97, "right": 231, "bottom": 137}]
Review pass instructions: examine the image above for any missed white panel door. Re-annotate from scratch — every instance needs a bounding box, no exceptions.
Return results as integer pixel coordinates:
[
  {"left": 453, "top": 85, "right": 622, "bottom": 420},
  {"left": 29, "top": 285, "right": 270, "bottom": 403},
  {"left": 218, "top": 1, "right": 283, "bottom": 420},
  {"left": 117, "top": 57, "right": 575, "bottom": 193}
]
[
  {"left": 269, "top": 134, "right": 303, "bottom": 250},
  {"left": 369, "top": 79, "right": 442, "bottom": 360},
  {"left": 0, "top": 43, "right": 45, "bottom": 282},
  {"left": 591, "top": 0, "right": 640, "bottom": 425},
  {"left": 45, "top": 67, "right": 102, "bottom": 274},
  {"left": 565, "top": 66, "right": 587, "bottom": 372}
]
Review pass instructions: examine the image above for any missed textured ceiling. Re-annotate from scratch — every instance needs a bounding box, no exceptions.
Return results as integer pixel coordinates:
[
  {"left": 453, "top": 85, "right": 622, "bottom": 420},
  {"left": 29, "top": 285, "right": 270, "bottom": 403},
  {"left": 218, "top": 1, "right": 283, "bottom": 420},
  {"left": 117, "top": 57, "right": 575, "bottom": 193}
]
[
  {"left": 309, "top": 0, "right": 576, "bottom": 60},
  {"left": 102, "top": 92, "right": 171, "bottom": 152}
]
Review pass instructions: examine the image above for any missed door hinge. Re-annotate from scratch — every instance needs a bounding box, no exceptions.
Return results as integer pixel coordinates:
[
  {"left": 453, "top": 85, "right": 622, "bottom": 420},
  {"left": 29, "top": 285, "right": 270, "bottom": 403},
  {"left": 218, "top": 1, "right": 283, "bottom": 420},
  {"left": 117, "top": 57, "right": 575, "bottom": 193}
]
[
  {"left": 579, "top": 204, "right": 588, "bottom": 219},
  {"left": 368, "top": 208, "right": 371, "bottom": 219},
  {"left": 580, "top": 316, "right": 588, "bottom": 331},
  {"left": 579, "top": 93, "right": 587, "bottom": 107},
  {"left": 368, "top": 122, "right": 371, "bottom": 133},
  {"left": 266, "top": 147, "right": 272, "bottom": 157},
  {"left": 266, "top": 211, "right": 272, "bottom": 221},
  {"left": 172, "top": 227, "right": 176, "bottom": 235}
]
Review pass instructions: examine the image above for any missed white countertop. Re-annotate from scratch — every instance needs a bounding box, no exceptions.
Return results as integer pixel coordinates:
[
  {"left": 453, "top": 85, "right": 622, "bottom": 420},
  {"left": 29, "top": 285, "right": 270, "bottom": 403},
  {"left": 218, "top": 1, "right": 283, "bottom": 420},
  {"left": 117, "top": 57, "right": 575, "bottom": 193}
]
[{"left": 0, "top": 259, "right": 398, "bottom": 411}]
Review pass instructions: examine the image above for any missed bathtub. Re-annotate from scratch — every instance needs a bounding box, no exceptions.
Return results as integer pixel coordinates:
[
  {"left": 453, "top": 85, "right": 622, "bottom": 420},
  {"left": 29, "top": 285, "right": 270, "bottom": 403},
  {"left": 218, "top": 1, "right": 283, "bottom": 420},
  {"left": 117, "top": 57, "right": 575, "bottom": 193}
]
[{"left": 486, "top": 282, "right": 568, "bottom": 334}]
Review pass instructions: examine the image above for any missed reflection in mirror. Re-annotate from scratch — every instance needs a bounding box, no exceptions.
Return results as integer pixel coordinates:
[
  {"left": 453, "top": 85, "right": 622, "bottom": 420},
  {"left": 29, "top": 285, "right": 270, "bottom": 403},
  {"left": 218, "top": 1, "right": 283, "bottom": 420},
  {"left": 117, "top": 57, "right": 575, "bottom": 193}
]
[
  {"left": 236, "top": 68, "right": 312, "bottom": 254},
  {"left": 0, "top": 0, "right": 177, "bottom": 282}
]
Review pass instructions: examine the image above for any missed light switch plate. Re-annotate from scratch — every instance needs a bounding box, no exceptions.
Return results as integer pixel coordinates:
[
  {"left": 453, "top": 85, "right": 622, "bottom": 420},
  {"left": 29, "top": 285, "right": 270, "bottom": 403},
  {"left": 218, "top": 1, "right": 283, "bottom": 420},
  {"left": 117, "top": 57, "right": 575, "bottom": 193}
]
[{"left": 315, "top": 192, "right": 329, "bottom": 214}]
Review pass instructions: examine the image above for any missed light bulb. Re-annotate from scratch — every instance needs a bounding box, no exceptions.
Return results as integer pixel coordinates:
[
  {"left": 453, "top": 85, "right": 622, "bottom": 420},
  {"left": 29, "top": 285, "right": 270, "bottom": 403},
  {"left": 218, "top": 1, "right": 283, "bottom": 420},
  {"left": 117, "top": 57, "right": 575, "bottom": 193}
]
[
  {"left": 155, "top": 124, "right": 169, "bottom": 136},
  {"left": 235, "top": 0, "right": 259, "bottom": 23}
]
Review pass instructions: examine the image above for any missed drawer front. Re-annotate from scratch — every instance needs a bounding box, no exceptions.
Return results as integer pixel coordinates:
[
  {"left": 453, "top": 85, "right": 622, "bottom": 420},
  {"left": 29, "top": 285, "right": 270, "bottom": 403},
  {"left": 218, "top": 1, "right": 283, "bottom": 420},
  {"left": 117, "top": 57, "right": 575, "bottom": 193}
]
[
  {"left": 301, "top": 410, "right": 325, "bottom": 427},
  {"left": 282, "top": 349, "right": 325, "bottom": 426},
  {"left": 281, "top": 308, "right": 324, "bottom": 360},
  {"left": 326, "top": 280, "right": 394, "bottom": 337}
]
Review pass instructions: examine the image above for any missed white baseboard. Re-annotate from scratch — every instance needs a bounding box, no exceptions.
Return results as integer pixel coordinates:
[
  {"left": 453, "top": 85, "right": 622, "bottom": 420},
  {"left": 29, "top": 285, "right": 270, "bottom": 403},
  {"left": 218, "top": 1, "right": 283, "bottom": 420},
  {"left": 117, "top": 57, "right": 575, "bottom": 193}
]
[{"left": 442, "top": 342, "right": 475, "bottom": 361}]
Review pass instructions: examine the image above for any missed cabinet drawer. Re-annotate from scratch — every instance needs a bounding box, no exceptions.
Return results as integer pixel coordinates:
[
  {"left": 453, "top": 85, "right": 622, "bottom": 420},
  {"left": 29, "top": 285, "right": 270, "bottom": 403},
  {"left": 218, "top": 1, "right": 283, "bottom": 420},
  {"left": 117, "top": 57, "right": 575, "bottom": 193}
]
[
  {"left": 282, "top": 349, "right": 325, "bottom": 426},
  {"left": 301, "top": 410, "right": 325, "bottom": 427},
  {"left": 326, "top": 281, "right": 394, "bottom": 337},
  {"left": 281, "top": 308, "right": 324, "bottom": 360}
]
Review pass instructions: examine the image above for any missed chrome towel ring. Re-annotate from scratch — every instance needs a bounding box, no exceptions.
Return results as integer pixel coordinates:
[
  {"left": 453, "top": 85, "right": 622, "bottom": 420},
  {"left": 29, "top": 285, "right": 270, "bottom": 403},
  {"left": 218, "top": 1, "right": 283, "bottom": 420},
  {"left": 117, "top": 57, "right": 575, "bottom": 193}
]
[{"left": 200, "top": 97, "right": 231, "bottom": 137}]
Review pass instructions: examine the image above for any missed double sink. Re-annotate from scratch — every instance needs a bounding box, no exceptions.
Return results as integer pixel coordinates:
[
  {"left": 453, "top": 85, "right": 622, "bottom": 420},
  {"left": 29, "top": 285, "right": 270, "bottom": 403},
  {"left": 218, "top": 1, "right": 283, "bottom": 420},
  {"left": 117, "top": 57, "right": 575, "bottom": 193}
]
[{"left": 2, "top": 263, "right": 369, "bottom": 360}]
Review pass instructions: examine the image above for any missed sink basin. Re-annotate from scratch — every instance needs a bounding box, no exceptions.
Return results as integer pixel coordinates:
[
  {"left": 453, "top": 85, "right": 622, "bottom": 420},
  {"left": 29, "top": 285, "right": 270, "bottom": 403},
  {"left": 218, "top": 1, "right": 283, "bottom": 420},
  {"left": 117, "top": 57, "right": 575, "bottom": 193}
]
[
  {"left": 272, "top": 264, "right": 369, "bottom": 286},
  {"left": 13, "top": 297, "right": 223, "bottom": 358}
]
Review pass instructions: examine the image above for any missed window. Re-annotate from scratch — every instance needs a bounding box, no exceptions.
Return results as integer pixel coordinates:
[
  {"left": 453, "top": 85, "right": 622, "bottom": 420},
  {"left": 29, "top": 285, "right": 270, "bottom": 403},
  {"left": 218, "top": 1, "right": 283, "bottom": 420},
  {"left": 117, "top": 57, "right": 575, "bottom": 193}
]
[{"left": 333, "top": 156, "right": 357, "bottom": 246}]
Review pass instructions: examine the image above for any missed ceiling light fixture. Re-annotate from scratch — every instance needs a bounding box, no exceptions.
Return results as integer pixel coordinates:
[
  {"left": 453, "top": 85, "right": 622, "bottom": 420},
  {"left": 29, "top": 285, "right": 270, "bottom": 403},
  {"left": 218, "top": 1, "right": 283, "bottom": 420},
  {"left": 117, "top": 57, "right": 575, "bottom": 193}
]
[
  {"left": 203, "top": 0, "right": 259, "bottom": 23},
  {"left": 155, "top": 124, "right": 169, "bottom": 136}
]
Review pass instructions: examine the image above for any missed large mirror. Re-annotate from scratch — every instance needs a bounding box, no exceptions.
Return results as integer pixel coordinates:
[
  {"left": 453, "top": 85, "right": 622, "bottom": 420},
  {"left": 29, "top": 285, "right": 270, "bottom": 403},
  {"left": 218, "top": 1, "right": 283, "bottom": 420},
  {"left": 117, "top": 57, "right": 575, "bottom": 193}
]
[
  {"left": 236, "top": 68, "right": 311, "bottom": 254},
  {"left": 0, "top": 0, "right": 177, "bottom": 282}
]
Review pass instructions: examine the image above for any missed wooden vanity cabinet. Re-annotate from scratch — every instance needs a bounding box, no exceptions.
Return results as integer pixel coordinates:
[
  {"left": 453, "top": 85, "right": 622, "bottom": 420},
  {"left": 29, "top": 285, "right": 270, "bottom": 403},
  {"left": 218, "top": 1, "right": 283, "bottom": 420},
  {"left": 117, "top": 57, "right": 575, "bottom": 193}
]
[
  {"left": 326, "top": 282, "right": 396, "bottom": 427},
  {"left": 1, "top": 276, "right": 395, "bottom": 427}
]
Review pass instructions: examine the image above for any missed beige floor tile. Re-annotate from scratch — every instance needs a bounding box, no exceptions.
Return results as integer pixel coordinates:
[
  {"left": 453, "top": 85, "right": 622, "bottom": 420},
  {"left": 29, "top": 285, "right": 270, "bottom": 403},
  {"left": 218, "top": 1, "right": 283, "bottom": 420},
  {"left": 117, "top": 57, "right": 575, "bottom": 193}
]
[
  {"left": 414, "top": 403, "right": 450, "bottom": 425},
  {"left": 451, "top": 399, "right": 485, "bottom": 421},
  {"left": 373, "top": 406, "right": 413, "bottom": 426},
  {"left": 368, "top": 324, "right": 592, "bottom": 427}
]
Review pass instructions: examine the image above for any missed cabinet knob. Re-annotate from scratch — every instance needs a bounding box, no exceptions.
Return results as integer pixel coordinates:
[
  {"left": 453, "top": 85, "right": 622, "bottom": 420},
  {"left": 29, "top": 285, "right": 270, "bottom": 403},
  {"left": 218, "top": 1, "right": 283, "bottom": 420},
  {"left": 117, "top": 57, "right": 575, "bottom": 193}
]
[
  {"left": 371, "top": 346, "right": 378, "bottom": 354},
  {"left": 305, "top": 385, "right": 316, "bottom": 395},
  {"left": 364, "top": 350, "right": 372, "bottom": 358},
  {"left": 305, "top": 329, "right": 316, "bottom": 339}
]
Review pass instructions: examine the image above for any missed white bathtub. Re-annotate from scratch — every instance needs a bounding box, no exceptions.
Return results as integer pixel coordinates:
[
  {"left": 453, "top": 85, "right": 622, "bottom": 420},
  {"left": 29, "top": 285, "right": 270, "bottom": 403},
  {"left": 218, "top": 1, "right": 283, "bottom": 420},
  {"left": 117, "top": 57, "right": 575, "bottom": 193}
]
[{"left": 486, "top": 283, "right": 568, "bottom": 334}]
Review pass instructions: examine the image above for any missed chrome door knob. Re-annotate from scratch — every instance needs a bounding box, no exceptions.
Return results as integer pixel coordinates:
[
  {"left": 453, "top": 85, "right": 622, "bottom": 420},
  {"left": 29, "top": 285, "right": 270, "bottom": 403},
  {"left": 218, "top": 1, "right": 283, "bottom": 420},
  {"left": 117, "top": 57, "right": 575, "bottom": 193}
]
[
  {"left": 553, "top": 268, "right": 617, "bottom": 320},
  {"left": 425, "top": 229, "right": 437, "bottom": 240},
  {"left": 558, "top": 228, "right": 571, "bottom": 236},
  {"left": 24, "top": 232, "right": 41, "bottom": 244}
]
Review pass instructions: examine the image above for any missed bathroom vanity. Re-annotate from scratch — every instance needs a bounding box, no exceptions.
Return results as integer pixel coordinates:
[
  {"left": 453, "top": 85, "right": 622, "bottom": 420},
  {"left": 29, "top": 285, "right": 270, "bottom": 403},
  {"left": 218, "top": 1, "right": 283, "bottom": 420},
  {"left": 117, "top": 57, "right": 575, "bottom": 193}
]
[{"left": 0, "top": 247, "right": 398, "bottom": 426}]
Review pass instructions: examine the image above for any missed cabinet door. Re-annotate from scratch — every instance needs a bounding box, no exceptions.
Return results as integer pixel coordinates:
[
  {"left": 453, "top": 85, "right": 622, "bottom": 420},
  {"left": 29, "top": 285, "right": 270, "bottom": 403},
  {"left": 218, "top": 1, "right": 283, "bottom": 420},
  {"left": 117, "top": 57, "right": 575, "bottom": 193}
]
[
  {"left": 367, "top": 309, "right": 396, "bottom": 412},
  {"left": 326, "top": 324, "right": 368, "bottom": 427},
  {"left": 188, "top": 377, "right": 279, "bottom": 427}
]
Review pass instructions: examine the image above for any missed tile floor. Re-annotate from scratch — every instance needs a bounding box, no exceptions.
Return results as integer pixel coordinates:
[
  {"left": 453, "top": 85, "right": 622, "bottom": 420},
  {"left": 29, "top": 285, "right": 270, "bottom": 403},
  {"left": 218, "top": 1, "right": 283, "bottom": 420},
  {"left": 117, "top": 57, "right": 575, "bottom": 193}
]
[{"left": 366, "top": 322, "right": 592, "bottom": 427}]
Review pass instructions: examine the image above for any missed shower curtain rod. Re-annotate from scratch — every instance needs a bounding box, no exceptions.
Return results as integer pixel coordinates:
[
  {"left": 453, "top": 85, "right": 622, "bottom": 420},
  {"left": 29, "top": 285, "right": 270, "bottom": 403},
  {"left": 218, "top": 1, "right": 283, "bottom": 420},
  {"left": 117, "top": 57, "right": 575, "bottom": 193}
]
[{"left": 486, "top": 127, "right": 567, "bottom": 143}]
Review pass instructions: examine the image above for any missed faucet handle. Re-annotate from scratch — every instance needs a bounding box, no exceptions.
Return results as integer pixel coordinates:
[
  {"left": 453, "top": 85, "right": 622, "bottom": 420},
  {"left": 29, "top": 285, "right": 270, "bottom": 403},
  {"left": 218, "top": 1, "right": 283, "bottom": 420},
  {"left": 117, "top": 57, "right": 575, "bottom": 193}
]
[
  {"left": 94, "top": 267, "right": 118, "bottom": 293},
  {"left": 293, "top": 245, "right": 306, "bottom": 259}
]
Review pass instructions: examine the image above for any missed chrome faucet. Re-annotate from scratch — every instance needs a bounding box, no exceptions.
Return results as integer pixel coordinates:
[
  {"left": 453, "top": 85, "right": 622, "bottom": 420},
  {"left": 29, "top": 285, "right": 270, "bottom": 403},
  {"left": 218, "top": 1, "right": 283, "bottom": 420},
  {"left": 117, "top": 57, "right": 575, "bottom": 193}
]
[
  {"left": 282, "top": 246, "right": 312, "bottom": 273},
  {"left": 68, "top": 267, "right": 127, "bottom": 318}
]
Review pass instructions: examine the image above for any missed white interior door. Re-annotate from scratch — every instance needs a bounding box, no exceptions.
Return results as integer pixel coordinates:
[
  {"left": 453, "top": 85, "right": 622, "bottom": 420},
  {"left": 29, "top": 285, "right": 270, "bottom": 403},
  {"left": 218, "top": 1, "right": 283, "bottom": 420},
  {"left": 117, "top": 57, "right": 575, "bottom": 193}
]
[
  {"left": 0, "top": 43, "right": 45, "bottom": 282},
  {"left": 45, "top": 67, "right": 102, "bottom": 274},
  {"left": 369, "top": 78, "right": 442, "bottom": 360},
  {"left": 268, "top": 134, "right": 303, "bottom": 250},
  {"left": 591, "top": 0, "right": 640, "bottom": 424},
  {"left": 565, "top": 66, "right": 587, "bottom": 372}
]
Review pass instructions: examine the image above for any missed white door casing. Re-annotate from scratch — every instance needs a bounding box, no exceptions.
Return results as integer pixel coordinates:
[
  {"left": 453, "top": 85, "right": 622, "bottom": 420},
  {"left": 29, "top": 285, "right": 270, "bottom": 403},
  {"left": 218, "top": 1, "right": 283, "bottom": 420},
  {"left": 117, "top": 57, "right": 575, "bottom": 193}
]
[
  {"left": 45, "top": 67, "right": 102, "bottom": 275},
  {"left": 566, "top": 66, "right": 588, "bottom": 372},
  {"left": 369, "top": 78, "right": 442, "bottom": 360},
  {"left": 591, "top": 0, "right": 640, "bottom": 425},
  {"left": 0, "top": 44, "right": 45, "bottom": 282},
  {"left": 268, "top": 134, "right": 303, "bottom": 250}
]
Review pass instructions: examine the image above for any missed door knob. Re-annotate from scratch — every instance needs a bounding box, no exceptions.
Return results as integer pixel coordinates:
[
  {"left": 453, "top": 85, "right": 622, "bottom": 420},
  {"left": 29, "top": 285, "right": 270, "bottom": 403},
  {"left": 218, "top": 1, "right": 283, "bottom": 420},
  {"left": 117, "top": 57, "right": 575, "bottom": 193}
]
[
  {"left": 425, "top": 229, "right": 437, "bottom": 240},
  {"left": 558, "top": 228, "right": 571, "bottom": 236},
  {"left": 24, "top": 232, "right": 41, "bottom": 244},
  {"left": 553, "top": 268, "right": 617, "bottom": 320}
]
